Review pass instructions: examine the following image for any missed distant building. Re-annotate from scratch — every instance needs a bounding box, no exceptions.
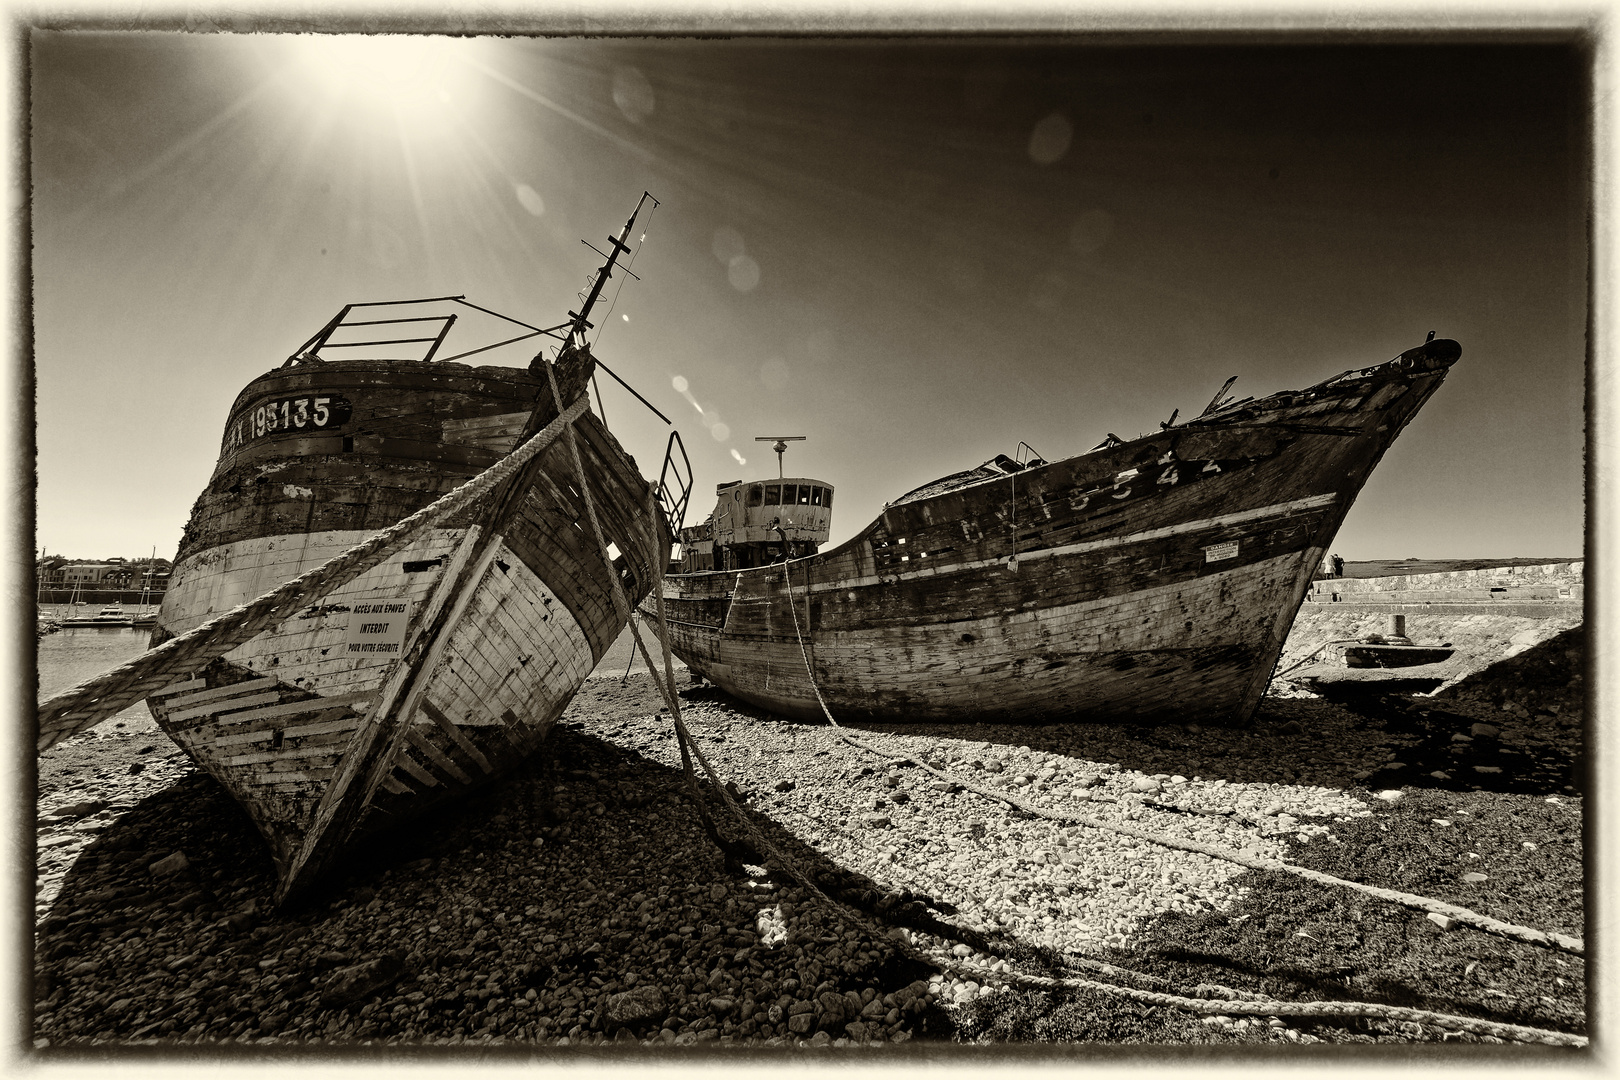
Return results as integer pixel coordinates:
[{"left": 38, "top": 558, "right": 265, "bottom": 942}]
[
  {"left": 60, "top": 563, "right": 117, "bottom": 584},
  {"left": 38, "top": 556, "right": 171, "bottom": 593}
]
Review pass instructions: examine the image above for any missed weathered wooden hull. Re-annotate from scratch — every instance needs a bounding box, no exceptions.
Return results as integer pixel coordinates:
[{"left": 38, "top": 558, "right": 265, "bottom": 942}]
[
  {"left": 650, "top": 345, "right": 1455, "bottom": 725},
  {"left": 149, "top": 357, "right": 665, "bottom": 901}
]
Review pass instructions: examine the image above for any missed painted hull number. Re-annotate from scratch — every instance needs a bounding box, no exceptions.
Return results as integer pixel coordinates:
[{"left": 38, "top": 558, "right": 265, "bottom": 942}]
[{"left": 222, "top": 394, "right": 353, "bottom": 455}]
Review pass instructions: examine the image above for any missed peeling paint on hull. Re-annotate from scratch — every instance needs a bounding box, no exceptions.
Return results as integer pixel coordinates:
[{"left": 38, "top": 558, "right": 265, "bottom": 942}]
[{"left": 149, "top": 357, "right": 665, "bottom": 900}]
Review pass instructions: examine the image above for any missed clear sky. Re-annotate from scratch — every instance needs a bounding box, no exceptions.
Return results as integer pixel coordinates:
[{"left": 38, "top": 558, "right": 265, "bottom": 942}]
[{"left": 30, "top": 32, "right": 1587, "bottom": 564}]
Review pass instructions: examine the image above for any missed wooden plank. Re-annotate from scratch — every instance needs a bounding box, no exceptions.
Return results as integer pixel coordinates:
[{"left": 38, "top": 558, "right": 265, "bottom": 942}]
[
  {"left": 213, "top": 729, "right": 275, "bottom": 748},
  {"left": 405, "top": 727, "right": 472, "bottom": 785},
  {"left": 283, "top": 716, "right": 361, "bottom": 740},
  {"left": 358, "top": 525, "right": 491, "bottom": 742},
  {"left": 374, "top": 536, "right": 504, "bottom": 746},
  {"left": 163, "top": 676, "right": 280, "bottom": 708},
  {"left": 419, "top": 698, "right": 493, "bottom": 773},
  {"left": 379, "top": 776, "right": 411, "bottom": 796},
  {"left": 266, "top": 756, "right": 339, "bottom": 774},
  {"left": 394, "top": 753, "right": 439, "bottom": 787},
  {"left": 213, "top": 691, "right": 375, "bottom": 727},
  {"left": 497, "top": 707, "right": 530, "bottom": 749},
  {"left": 224, "top": 743, "right": 362, "bottom": 767},
  {"left": 166, "top": 690, "right": 285, "bottom": 724},
  {"left": 147, "top": 678, "right": 210, "bottom": 700},
  {"left": 360, "top": 434, "right": 503, "bottom": 471},
  {"left": 254, "top": 767, "right": 337, "bottom": 784},
  {"left": 275, "top": 731, "right": 359, "bottom": 753}
]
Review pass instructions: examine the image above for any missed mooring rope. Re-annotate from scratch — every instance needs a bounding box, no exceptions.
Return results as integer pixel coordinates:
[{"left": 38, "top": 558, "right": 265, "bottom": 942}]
[
  {"left": 598, "top": 561, "right": 1582, "bottom": 1046},
  {"left": 775, "top": 557, "right": 1582, "bottom": 956},
  {"left": 535, "top": 362, "right": 747, "bottom": 863},
  {"left": 937, "top": 958, "right": 1584, "bottom": 1046},
  {"left": 618, "top": 554, "right": 1593, "bottom": 1044},
  {"left": 36, "top": 393, "right": 591, "bottom": 752},
  {"left": 624, "top": 597, "right": 1584, "bottom": 1045}
]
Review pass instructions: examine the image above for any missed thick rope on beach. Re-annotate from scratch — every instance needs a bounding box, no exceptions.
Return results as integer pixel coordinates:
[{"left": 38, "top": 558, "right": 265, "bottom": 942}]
[
  {"left": 567, "top": 556, "right": 1589, "bottom": 1045},
  {"left": 772, "top": 557, "right": 1583, "bottom": 957},
  {"left": 840, "top": 729, "right": 1586, "bottom": 956},
  {"left": 625, "top": 610, "right": 1587, "bottom": 1047},
  {"left": 933, "top": 957, "right": 1586, "bottom": 1046},
  {"left": 36, "top": 393, "right": 590, "bottom": 752}
]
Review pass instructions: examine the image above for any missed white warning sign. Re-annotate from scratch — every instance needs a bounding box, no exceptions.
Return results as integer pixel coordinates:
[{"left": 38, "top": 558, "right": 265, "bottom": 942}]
[
  {"left": 345, "top": 600, "right": 412, "bottom": 655},
  {"left": 1203, "top": 540, "right": 1240, "bottom": 563}
]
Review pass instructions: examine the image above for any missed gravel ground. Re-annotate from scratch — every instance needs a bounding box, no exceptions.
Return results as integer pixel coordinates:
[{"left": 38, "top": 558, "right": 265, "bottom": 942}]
[{"left": 32, "top": 642, "right": 1586, "bottom": 1054}]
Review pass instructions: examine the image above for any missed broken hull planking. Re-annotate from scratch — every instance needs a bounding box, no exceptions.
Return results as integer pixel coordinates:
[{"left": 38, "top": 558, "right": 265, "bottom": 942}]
[
  {"left": 651, "top": 350, "right": 1452, "bottom": 724},
  {"left": 150, "top": 358, "right": 665, "bottom": 900}
]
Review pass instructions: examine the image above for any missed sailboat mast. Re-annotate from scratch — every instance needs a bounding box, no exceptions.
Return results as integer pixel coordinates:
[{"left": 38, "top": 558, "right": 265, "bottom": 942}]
[{"left": 564, "top": 191, "right": 658, "bottom": 350}]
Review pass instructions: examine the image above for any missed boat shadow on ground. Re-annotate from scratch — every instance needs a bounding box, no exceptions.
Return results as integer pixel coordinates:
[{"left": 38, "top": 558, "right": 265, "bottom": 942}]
[
  {"left": 656, "top": 691, "right": 1584, "bottom": 1045},
  {"left": 33, "top": 722, "right": 974, "bottom": 1044},
  {"left": 32, "top": 713, "right": 1583, "bottom": 1046},
  {"left": 674, "top": 683, "right": 1579, "bottom": 800}
]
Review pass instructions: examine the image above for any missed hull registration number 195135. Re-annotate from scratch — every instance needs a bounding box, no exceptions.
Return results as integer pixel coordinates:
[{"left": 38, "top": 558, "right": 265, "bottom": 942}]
[{"left": 221, "top": 394, "right": 354, "bottom": 456}]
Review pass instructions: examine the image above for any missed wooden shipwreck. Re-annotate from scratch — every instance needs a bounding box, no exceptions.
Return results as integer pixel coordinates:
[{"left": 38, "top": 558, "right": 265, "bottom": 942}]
[
  {"left": 140, "top": 196, "right": 673, "bottom": 902},
  {"left": 649, "top": 336, "right": 1458, "bottom": 725}
]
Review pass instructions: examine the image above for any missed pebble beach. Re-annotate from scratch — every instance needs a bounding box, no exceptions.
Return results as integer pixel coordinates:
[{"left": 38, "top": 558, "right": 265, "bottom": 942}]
[{"left": 31, "top": 626, "right": 1586, "bottom": 1053}]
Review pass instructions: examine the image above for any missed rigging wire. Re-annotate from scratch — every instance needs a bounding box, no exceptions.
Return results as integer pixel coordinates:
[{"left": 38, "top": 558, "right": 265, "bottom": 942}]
[
  {"left": 591, "top": 198, "right": 658, "bottom": 350},
  {"left": 550, "top": 199, "right": 661, "bottom": 423}
]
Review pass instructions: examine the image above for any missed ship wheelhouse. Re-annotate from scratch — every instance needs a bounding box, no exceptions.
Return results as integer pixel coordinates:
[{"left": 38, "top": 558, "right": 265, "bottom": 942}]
[{"left": 678, "top": 476, "right": 834, "bottom": 572}]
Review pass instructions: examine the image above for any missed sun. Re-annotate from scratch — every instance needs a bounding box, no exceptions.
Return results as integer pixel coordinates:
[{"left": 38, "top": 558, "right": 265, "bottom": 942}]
[{"left": 290, "top": 34, "right": 476, "bottom": 115}]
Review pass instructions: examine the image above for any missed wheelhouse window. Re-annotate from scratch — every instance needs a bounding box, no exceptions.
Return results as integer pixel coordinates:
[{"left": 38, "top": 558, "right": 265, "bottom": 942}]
[
  {"left": 783, "top": 484, "right": 798, "bottom": 506},
  {"left": 798, "top": 486, "right": 811, "bottom": 505},
  {"left": 747, "top": 485, "right": 764, "bottom": 507},
  {"left": 822, "top": 487, "right": 833, "bottom": 509},
  {"left": 810, "top": 486, "right": 822, "bottom": 507},
  {"left": 765, "top": 484, "right": 781, "bottom": 505}
]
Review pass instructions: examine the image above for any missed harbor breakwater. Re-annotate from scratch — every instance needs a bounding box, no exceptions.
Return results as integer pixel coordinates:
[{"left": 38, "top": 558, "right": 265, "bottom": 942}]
[{"left": 1278, "top": 561, "right": 1584, "bottom": 695}]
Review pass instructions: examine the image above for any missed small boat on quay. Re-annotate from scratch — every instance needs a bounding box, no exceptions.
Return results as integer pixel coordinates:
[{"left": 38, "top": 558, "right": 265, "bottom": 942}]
[
  {"left": 649, "top": 335, "right": 1458, "bottom": 725},
  {"left": 59, "top": 604, "right": 137, "bottom": 629},
  {"left": 139, "top": 195, "right": 675, "bottom": 902}
]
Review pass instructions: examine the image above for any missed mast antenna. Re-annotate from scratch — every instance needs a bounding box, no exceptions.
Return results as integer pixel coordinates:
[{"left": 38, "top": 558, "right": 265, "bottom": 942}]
[
  {"left": 564, "top": 191, "right": 658, "bottom": 351},
  {"left": 754, "top": 435, "right": 806, "bottom": 479}
]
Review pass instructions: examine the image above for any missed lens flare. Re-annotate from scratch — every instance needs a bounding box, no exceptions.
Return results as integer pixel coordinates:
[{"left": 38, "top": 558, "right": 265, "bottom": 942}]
[
  {"left": 668, "top": 374, "right": 744, "bottom": 452},
  {"left": 514, "top": 183, "right": 545, "bottom": 217},
  {"left": 1028, "top": 111, "right": 1073, "bottom": 165},
  {"left": 728, "top": 255, "right": 760, "bottom": 292},
  {"left": 611, "top": 66, "right": 656, "bottom": 124}
]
